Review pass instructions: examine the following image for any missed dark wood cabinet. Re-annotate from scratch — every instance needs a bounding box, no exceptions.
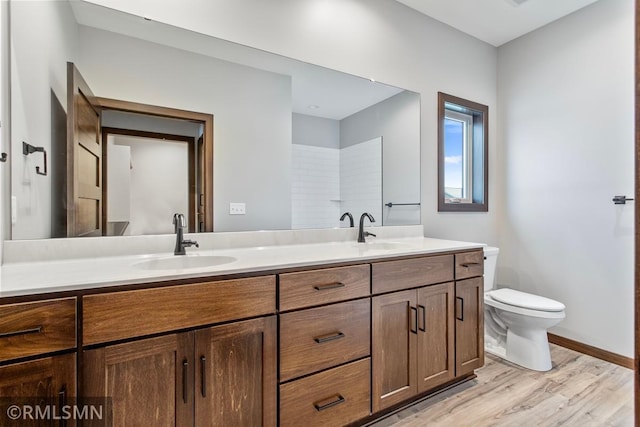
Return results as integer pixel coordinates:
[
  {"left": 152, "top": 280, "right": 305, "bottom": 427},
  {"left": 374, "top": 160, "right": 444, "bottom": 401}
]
[
  {"left": 84, "top": 333, "right": 194, "bottom": 427},
  {"left": 195, "top": 316, "right": 277, "bottom": 427},
  {"left": 83, "top": 316, "right": 276, "bottom": 427},
  {"left": 0, "top": 353, "right": 76, "bottom": 411},
  {"left": 2, "top": 249, "right": 484, "bottom": 427},
  {"left": 372, "top": 282, "right": 457, "bottom": 412},
  {"left": 455, "top": 277, "right": 484, "bottom": 376},
  {"left": 417, "top": 282, "right": 455, "bottom": 392},
  {"left": 372, "top": 289, "right": 418, "bottom": 412}
]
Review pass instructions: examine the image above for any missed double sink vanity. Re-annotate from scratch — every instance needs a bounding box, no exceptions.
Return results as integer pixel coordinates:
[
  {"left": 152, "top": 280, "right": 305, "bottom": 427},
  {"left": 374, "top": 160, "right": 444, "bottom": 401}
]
[{"left": 0, "top": 226, "right": 484, "bottom": 426}]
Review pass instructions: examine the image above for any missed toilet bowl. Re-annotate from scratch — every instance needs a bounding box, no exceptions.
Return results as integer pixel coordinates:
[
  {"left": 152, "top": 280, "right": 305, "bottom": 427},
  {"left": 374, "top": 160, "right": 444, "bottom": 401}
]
[{"left": 483, "top": 247, "right": 565, "bottom": 371}]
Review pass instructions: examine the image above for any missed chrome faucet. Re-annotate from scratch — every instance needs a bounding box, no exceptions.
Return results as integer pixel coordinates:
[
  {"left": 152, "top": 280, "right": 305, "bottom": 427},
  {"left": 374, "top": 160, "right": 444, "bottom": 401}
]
[
  {"left": 357, "top": 213, "right": 376, "bottom": 243},
  {"left": 173, "top": 213, "right": 199, "bottom": 255},
  {"left": 340, "top": 212, "right": 354, "bottom": 227}
]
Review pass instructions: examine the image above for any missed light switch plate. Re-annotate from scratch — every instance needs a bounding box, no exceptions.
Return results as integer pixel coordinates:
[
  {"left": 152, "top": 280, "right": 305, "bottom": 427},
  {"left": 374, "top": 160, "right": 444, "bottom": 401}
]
[{"left": 229, "top": 202, "right": 246, "bottom": 215}]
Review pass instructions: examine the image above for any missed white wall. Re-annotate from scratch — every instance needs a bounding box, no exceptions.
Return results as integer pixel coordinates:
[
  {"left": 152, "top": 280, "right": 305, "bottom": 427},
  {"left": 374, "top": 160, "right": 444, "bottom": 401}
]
[
  {"left": 10, "top": 1, "right": 78, "bottom": 239},
  {"left": 106, "top": 142, "right": 130, "bottom": 224},
  {"left": 86, "top": 0, "right": 499, "bottom": 245},
  {"left": 497, "top": 0, "right": 634, "bottom": 357},
  {"left": 110, "top": 134, "right": 189, "bottom": 235}
]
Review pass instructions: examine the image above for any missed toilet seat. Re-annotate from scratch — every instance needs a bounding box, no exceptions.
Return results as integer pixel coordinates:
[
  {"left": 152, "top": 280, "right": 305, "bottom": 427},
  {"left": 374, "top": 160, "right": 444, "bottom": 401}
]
[
  {"left": 489, "top": 288, "right": 565, "bottom": 312},
  {"left": 485, "top": 289, "right": 565, "bottom": 320}
]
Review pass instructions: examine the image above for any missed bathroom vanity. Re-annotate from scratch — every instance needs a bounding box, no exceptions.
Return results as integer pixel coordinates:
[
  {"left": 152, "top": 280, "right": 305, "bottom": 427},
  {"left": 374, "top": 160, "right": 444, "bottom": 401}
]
[{"left": 0, "top": 229, "right": 484, "bottom": 426}]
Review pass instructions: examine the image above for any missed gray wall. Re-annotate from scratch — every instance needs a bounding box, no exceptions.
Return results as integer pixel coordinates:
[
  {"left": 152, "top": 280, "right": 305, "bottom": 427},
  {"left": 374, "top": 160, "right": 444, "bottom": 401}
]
[
  {"left": 497, "top": 0, "right": 634, "bottom": 357},
  {"left": 78, "top": 26, "right": 292, "bottom": 233},
  {"left": 341, "top": 91, "right": 420, "bottom": 225},
  {"left": 292, "top": 113, "right": 339, "bottom": 149},
  {"left": 9, "top": 0, "right": 78, "bottom": 239}
]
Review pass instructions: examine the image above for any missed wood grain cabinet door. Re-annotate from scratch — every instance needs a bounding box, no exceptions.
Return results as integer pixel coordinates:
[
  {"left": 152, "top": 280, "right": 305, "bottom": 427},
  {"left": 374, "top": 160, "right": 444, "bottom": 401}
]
[
  {"left": 0, "top": 353, "right": 76, "bottom": 425},
  {"left": 417, "top": 282, "right": 455, "bottom": 392},
  {"left": 372, "top": 290, "right": 418, "bottom": 412},
  {"left": 194, "top": 316, "right": 277, "bottom": 427},
  {"left": 455, "top": 277, "right": 484, "bottom": 377},
  {"left": 83, "top": 333, "right": 194, "bottom": 427}
]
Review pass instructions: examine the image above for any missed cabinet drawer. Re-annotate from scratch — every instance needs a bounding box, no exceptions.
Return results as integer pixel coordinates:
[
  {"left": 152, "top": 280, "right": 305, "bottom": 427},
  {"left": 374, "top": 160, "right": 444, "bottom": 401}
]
[
  {"left": 0, "top": 298, "right": 76, "bottom": 362},
  {"left": 279, "top": 264, "right": 370, "bottom": 311},
  {"left": 280, "top": 299, "right": 370, "bottom": 381},
  {"left": 455, "top": 250, "right": 484, "bottom": 280},
  {"left": 372, "top": 255, "right": 453, "bottom": 294},
  {"left": 280, "top": 358, "right": 370, "bottom": 427},
  {"left": 83, "top": 276, "right": 275, "bottom": 345}
]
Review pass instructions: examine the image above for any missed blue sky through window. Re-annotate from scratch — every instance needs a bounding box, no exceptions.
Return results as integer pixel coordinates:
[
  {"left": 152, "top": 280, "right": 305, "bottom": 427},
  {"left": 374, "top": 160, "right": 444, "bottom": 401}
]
[{"left": 444, "top": 118, "right": 463, "bottom": 198}]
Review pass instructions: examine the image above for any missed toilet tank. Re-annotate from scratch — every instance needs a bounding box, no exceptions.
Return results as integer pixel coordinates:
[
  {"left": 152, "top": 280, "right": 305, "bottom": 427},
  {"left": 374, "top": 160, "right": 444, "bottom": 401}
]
[{"left": 483, "top": 246, "right": 499, "bottom": 292}]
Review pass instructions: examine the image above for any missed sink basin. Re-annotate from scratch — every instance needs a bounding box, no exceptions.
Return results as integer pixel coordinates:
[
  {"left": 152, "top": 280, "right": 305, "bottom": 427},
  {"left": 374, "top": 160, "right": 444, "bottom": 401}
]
[{"left": 134, "top": 255, "right": 236, "bottom": 270}]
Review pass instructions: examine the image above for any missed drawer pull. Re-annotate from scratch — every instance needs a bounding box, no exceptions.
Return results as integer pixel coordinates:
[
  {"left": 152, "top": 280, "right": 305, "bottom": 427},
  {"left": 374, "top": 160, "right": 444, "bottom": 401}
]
[
  {"left": 418, "top": 304, "right": 426, "bottom": 332},
  {"left": 313, "top": 394, "right": 345, "bottom": 411},
  {"left": 59, "top": 387, "right": 67, "bottom": 427},
  {"left": 409, "top": 306, "right": 418, "bottom": 334},
  {"left": 460, "top": 262, "right": 480, "bottom": 268},
  {"left": 200, "top": 356, "right": 207, "bottom": 398},
  {"left": 182, "top": 359, "right": 189, "bottom": 403},
  {"left": 0, "top": 326, "right": 43, "bottom": 339},
  {"left": 456, "top": 297, "right": 464, "bottom": 321},
  {"left": 313, "top": 332, "right": 345, "bottom": 344},
  {"left": 313, "top": 282, "right": 345, "bottom": 291}
]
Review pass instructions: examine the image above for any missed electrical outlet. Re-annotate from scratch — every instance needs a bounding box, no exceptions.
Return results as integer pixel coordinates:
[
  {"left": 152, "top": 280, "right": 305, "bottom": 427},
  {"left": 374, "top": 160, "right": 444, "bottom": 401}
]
[{"left": 229, "top": 202, "right": 246, "bottom": 215}]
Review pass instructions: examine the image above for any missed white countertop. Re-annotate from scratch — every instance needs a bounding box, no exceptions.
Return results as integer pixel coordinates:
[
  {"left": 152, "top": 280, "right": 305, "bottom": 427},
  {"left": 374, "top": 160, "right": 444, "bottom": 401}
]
[{"left": 0, "top": 234, "right": 484, "bottom": 298}]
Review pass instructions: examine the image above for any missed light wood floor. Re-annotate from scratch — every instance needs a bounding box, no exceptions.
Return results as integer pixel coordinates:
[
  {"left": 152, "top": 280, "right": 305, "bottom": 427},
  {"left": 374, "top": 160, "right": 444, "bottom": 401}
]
[{"left": 373, "top": 344, "right": 633, "bottom": 427}]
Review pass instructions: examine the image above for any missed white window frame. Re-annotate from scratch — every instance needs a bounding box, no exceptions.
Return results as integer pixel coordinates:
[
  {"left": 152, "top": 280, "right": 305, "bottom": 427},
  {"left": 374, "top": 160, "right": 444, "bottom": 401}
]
[{"left": 444, "top": 109, "right": 473, "bottom": 204}]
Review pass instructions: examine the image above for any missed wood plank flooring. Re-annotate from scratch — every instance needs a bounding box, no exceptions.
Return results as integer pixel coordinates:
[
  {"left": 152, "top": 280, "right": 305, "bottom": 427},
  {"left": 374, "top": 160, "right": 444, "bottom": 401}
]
[{"left": 373, "top": 344, "right": 633, "bottom": 427}]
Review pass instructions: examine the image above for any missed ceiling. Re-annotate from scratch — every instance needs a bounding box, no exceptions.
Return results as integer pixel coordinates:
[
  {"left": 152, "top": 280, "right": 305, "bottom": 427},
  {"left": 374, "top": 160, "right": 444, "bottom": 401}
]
[{"left": 394, "top": 0, "right": 601, "bottom": 46}]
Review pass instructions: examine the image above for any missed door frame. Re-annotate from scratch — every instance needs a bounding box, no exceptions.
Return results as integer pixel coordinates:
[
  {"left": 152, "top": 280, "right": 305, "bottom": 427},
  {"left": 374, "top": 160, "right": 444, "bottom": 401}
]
[
  {"left": 102, "top": 128, "right": 197, "bottom": 234},
  {"left": 96, "top": 98, "right": 214, "bottom": 232}
]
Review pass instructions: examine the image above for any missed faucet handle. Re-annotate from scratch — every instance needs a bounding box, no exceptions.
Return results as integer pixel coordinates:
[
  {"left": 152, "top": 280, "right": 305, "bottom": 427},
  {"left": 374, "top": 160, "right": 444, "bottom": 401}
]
[
  {"left": 365, "top": 231, "right": 377, "bottom": 238},
  {"left": 173, "top": 213, "right": 186, "bottom": 228},
  {"left": 183, "top": 239, "right": 199, "bottom": 248}
]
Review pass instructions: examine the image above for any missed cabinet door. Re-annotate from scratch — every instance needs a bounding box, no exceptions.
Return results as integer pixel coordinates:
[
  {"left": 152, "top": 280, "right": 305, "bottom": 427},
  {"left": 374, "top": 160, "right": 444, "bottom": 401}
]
[
  {"left": 372, "top": 290, "right": 418, "bottom": 412},
  {"left": 0, "top": 353, "right": 76, "bottom": 423},
  {"left": 195, "top": 316, "right": 277, "bottom": 427},
  {"left": 417, "top": 282, "right": 455, "bottom": 392},
  {"left": 455, "top": 277, "right": 484, "bottom": 376},
  {"left": 83, "top": 333, "right": 193, "bottom": 427}
]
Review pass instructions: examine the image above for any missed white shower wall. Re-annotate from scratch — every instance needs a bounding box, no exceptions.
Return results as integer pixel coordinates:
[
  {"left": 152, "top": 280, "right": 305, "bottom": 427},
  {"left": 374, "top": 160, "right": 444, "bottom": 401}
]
[
  {"left": 291, "top": 137, "right": 382, "bottom": 230},
  {"left": 339, "top": 137, "right": 382, "bottom": 227},
  {"left": 291, "top": 144, "right": 340, "bottom": 229}
]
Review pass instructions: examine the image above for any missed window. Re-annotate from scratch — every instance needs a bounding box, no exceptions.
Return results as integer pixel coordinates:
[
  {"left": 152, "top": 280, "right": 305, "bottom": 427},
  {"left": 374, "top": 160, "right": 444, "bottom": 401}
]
[{"left": 438, "top": 92, "right": 488, "bottom": 212}]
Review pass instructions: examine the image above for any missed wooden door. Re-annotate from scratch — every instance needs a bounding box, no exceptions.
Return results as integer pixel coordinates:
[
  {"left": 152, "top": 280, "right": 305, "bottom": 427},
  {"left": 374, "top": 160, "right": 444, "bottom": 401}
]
[
  {"left": 67, "top": 62, "right": 102, "bottom": 237},
  {"left": 372, "top": 290, "right": 418, "bottom": 412},
  {"left": 417, "top": 282, "right": 455, "bottom": 392},
  {"left": 194, "top": 316, "right": 277, "bottom": 427},
  {"left": 455, "top": 277, "right": 484, "bottom": 376},
  {"left": 0, "top": 354, "right": 76, "bottom": 425},
  {"left": 83, "top": 333, "right": 193, "bottom": 427}
]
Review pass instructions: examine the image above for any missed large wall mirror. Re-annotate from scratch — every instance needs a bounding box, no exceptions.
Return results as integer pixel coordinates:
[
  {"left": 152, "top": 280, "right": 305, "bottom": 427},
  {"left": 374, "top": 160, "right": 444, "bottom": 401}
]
[{"left": 9, "top": 0, "right": 421, "bottom": 240}]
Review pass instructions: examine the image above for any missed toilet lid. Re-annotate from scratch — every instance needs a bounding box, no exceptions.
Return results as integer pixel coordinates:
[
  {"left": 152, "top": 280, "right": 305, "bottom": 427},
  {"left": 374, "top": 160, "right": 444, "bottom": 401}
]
[{"left": 489, "top": 288, "right": 565, "bottom": 312}]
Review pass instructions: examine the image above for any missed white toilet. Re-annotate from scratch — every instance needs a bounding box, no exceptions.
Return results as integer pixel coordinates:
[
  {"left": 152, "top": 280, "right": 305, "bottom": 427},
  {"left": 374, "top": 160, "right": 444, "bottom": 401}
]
[{"left": 483, "top": 247, "right": 565, "bottom": 371}]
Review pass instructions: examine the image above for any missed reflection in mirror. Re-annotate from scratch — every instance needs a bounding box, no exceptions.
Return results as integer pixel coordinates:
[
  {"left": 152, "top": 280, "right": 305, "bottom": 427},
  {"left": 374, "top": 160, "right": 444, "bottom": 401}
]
[{"left": 9, "top": 0, "right": 421, "bottom": 240}]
